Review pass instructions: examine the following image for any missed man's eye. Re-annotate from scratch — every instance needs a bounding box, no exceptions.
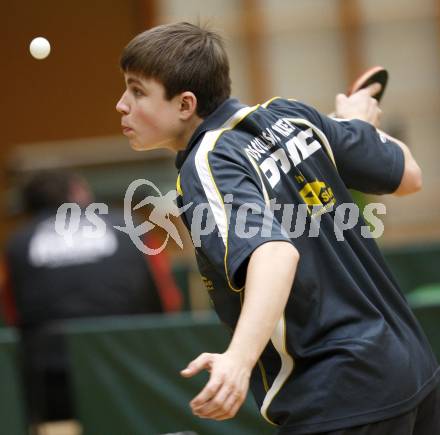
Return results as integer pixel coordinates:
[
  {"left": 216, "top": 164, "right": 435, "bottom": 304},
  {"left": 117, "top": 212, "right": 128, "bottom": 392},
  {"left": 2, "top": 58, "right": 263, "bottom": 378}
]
[{"left": 131, "top": 87, "right": 143, "bottom": 97}]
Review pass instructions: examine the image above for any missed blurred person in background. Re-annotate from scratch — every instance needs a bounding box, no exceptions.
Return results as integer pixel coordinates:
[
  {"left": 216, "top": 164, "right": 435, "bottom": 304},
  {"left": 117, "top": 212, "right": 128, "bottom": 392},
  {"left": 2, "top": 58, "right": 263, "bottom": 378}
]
[{"left": 0, "top": 169, "right": 182, "bottom": 424}]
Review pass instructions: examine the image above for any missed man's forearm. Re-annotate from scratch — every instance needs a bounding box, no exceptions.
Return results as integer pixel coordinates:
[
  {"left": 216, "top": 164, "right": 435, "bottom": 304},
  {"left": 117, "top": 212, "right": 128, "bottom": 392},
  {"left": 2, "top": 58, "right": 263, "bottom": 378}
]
[
  {"left": 226, "top": 241, "right": 299, "bottom": 369},
  {"left": 181, "top": 240, "right": 299, "bottom": 421},
  {"left": 376, "top": 129, "right": 422, "bottom": 196}
]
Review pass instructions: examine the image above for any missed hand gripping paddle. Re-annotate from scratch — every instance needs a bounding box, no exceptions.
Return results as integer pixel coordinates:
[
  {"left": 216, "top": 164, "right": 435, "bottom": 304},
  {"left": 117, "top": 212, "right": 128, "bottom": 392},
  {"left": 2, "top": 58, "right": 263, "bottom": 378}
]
[{"left": 348, "top": 66, "right": 389, "bottom": 102}]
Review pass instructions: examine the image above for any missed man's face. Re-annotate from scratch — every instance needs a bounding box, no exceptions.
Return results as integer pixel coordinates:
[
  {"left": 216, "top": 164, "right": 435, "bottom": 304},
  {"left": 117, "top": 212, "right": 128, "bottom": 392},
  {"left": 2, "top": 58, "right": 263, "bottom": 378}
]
[{"left": 116, "top": 74, "right": 181, "bottom": 150}]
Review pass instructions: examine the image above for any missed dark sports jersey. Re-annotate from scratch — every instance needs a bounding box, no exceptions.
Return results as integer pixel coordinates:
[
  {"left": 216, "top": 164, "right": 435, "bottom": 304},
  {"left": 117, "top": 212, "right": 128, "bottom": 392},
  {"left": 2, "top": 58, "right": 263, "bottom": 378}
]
[
  {"left": 6, "top": 211, "right": 164, "bottom": 330},
  {"left": 175, "top": 98, "right": 439, "bottom": 434}
]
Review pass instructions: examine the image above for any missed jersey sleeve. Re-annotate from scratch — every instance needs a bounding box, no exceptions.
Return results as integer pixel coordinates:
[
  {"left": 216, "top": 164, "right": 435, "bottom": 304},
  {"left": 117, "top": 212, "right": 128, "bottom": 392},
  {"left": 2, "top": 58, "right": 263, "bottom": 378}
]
[
  {"left": 316, "top": 116, "right": 405, "bottom": 194},
  {"left": 267, "top": 99, "right": 405, "bottom": 194},
  {"left": 181, "top": 142, "right": 293, "bottom": 291}
]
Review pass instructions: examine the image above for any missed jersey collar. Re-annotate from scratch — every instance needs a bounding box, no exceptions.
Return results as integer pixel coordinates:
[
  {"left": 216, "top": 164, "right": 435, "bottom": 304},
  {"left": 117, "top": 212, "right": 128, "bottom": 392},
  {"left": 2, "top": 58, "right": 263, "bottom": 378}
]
[{"left": 175, "top": 98, "right": 245, "bottom": 170}]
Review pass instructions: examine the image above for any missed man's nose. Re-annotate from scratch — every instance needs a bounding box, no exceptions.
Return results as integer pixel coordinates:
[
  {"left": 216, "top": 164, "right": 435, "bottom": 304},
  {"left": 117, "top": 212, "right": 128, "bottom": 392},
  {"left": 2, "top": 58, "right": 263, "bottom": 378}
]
[{"left": 116, "top": 92, "right": 129, "bottom": 114}]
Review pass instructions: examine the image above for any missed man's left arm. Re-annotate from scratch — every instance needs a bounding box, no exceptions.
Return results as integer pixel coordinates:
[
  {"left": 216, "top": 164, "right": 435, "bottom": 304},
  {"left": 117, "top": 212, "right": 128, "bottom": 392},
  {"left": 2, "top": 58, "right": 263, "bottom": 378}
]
[
  {"left": 333, "top": 85, "right": 422, "bottom": 196},
  {"left": 375, "top": 129, "right": 422, "bottom": 196},
  {"left": 181, "top": 240, "right": 299, "bottom": 420}
]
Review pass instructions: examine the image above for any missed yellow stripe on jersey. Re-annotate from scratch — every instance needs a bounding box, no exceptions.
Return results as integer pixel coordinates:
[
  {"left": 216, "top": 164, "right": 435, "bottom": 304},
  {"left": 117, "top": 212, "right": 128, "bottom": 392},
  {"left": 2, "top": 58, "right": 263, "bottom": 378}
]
[
  {"left": 258, "top": 359, "right": 270, "bottom": 393},
  {"left": 176, "top": 173, "right": 183, "bottom": 196},
  {"left": 263, "top": 96, "right": 299, "bottom": 108},
  {"left": 262, "top": 96, "right": 281, "bottom": 108},
  {"left": 194, "top": 105, "right": 260, "bottom": 293}
]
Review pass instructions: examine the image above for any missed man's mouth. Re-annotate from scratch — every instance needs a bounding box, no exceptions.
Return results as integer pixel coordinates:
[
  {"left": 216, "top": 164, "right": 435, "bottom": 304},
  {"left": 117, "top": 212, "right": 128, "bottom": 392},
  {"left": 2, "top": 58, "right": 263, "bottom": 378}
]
[{"left": 122, "top": 124, "right": 134, "bottom": 135}]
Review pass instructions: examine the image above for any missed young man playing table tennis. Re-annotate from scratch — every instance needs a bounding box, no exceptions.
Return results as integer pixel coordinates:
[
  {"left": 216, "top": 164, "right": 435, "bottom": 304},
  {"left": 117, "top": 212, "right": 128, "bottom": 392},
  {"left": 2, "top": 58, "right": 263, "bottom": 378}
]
[{"left": 116, "top": 22, "right": 439, "bottom": 435}]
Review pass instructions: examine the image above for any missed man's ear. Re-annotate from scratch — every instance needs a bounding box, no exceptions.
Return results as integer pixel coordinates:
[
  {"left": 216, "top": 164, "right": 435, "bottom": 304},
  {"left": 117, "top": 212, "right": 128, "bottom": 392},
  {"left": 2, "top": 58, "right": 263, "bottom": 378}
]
[{"left": 178, "top": 92, "right": 198, "bottom": 120}]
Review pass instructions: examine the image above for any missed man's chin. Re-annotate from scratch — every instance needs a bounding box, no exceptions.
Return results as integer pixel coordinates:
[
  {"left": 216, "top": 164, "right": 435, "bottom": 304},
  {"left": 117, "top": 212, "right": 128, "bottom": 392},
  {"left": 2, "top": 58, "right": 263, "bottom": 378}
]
[
  {"left": 129, "top": 139, "right": 153, "bottom": 151},
  {"left": 130, "top": 138, "right": 176, "bottom": 151}
]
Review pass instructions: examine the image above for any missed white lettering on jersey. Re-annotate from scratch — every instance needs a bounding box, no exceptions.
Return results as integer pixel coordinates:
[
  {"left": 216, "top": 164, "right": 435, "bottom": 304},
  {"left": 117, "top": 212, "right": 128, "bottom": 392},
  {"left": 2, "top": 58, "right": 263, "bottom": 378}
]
[
  {"left": 248, "top": 119, "right": 323, "bottom": 189},
  {"left": 260, "top": 158, "right": 281, "bottom": 188},
  {"left": 29, "top": 217, "right": 118, "bottom": 268},
  {"left": 272, "top": 119, "right": 294, "bottom": 137}
]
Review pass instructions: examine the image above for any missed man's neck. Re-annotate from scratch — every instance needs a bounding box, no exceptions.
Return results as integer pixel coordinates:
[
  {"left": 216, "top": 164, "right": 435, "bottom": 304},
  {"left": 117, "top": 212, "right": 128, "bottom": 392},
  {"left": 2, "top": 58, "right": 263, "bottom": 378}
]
[{"left": 168, "top": 115, "right": 204, "bottom": 152}]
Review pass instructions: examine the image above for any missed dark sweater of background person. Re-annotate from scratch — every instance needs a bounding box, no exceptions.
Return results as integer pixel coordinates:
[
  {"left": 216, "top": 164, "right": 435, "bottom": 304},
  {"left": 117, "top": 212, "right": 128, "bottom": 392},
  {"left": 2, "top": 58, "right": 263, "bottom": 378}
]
[{"left": 0, "top": 170, "right": 182, "bottom": 422}]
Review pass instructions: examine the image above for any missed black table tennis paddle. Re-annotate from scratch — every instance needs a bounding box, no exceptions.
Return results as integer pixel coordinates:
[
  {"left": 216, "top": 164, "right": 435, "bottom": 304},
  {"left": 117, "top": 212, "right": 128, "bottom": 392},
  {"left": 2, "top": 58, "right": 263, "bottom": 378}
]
[{"left": 348, "top": 66, "right": 389, "bottom": 102}]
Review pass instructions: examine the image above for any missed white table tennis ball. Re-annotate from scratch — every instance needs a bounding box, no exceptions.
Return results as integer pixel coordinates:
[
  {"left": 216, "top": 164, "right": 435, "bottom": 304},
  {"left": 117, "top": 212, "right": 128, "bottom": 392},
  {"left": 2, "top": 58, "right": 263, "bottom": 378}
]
[{"left": 29, "top": 37, "right": 51, "bottom": 60}]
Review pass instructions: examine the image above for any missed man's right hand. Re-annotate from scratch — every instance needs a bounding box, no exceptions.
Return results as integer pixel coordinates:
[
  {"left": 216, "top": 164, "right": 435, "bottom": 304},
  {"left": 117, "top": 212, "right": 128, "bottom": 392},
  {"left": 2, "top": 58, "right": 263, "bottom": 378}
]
[
  {"left": 334, "top": 83, "right": 383, "bottom": 127},
  {"left": 180, "top": 350, "right": 251, "bottom": 421}
]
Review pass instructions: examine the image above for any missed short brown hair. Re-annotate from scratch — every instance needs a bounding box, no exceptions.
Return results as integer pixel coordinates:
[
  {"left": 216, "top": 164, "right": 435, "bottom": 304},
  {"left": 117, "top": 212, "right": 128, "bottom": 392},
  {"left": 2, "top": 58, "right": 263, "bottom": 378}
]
[{"left": 120, "top": 22, "right": 231, "bottom": 118}]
